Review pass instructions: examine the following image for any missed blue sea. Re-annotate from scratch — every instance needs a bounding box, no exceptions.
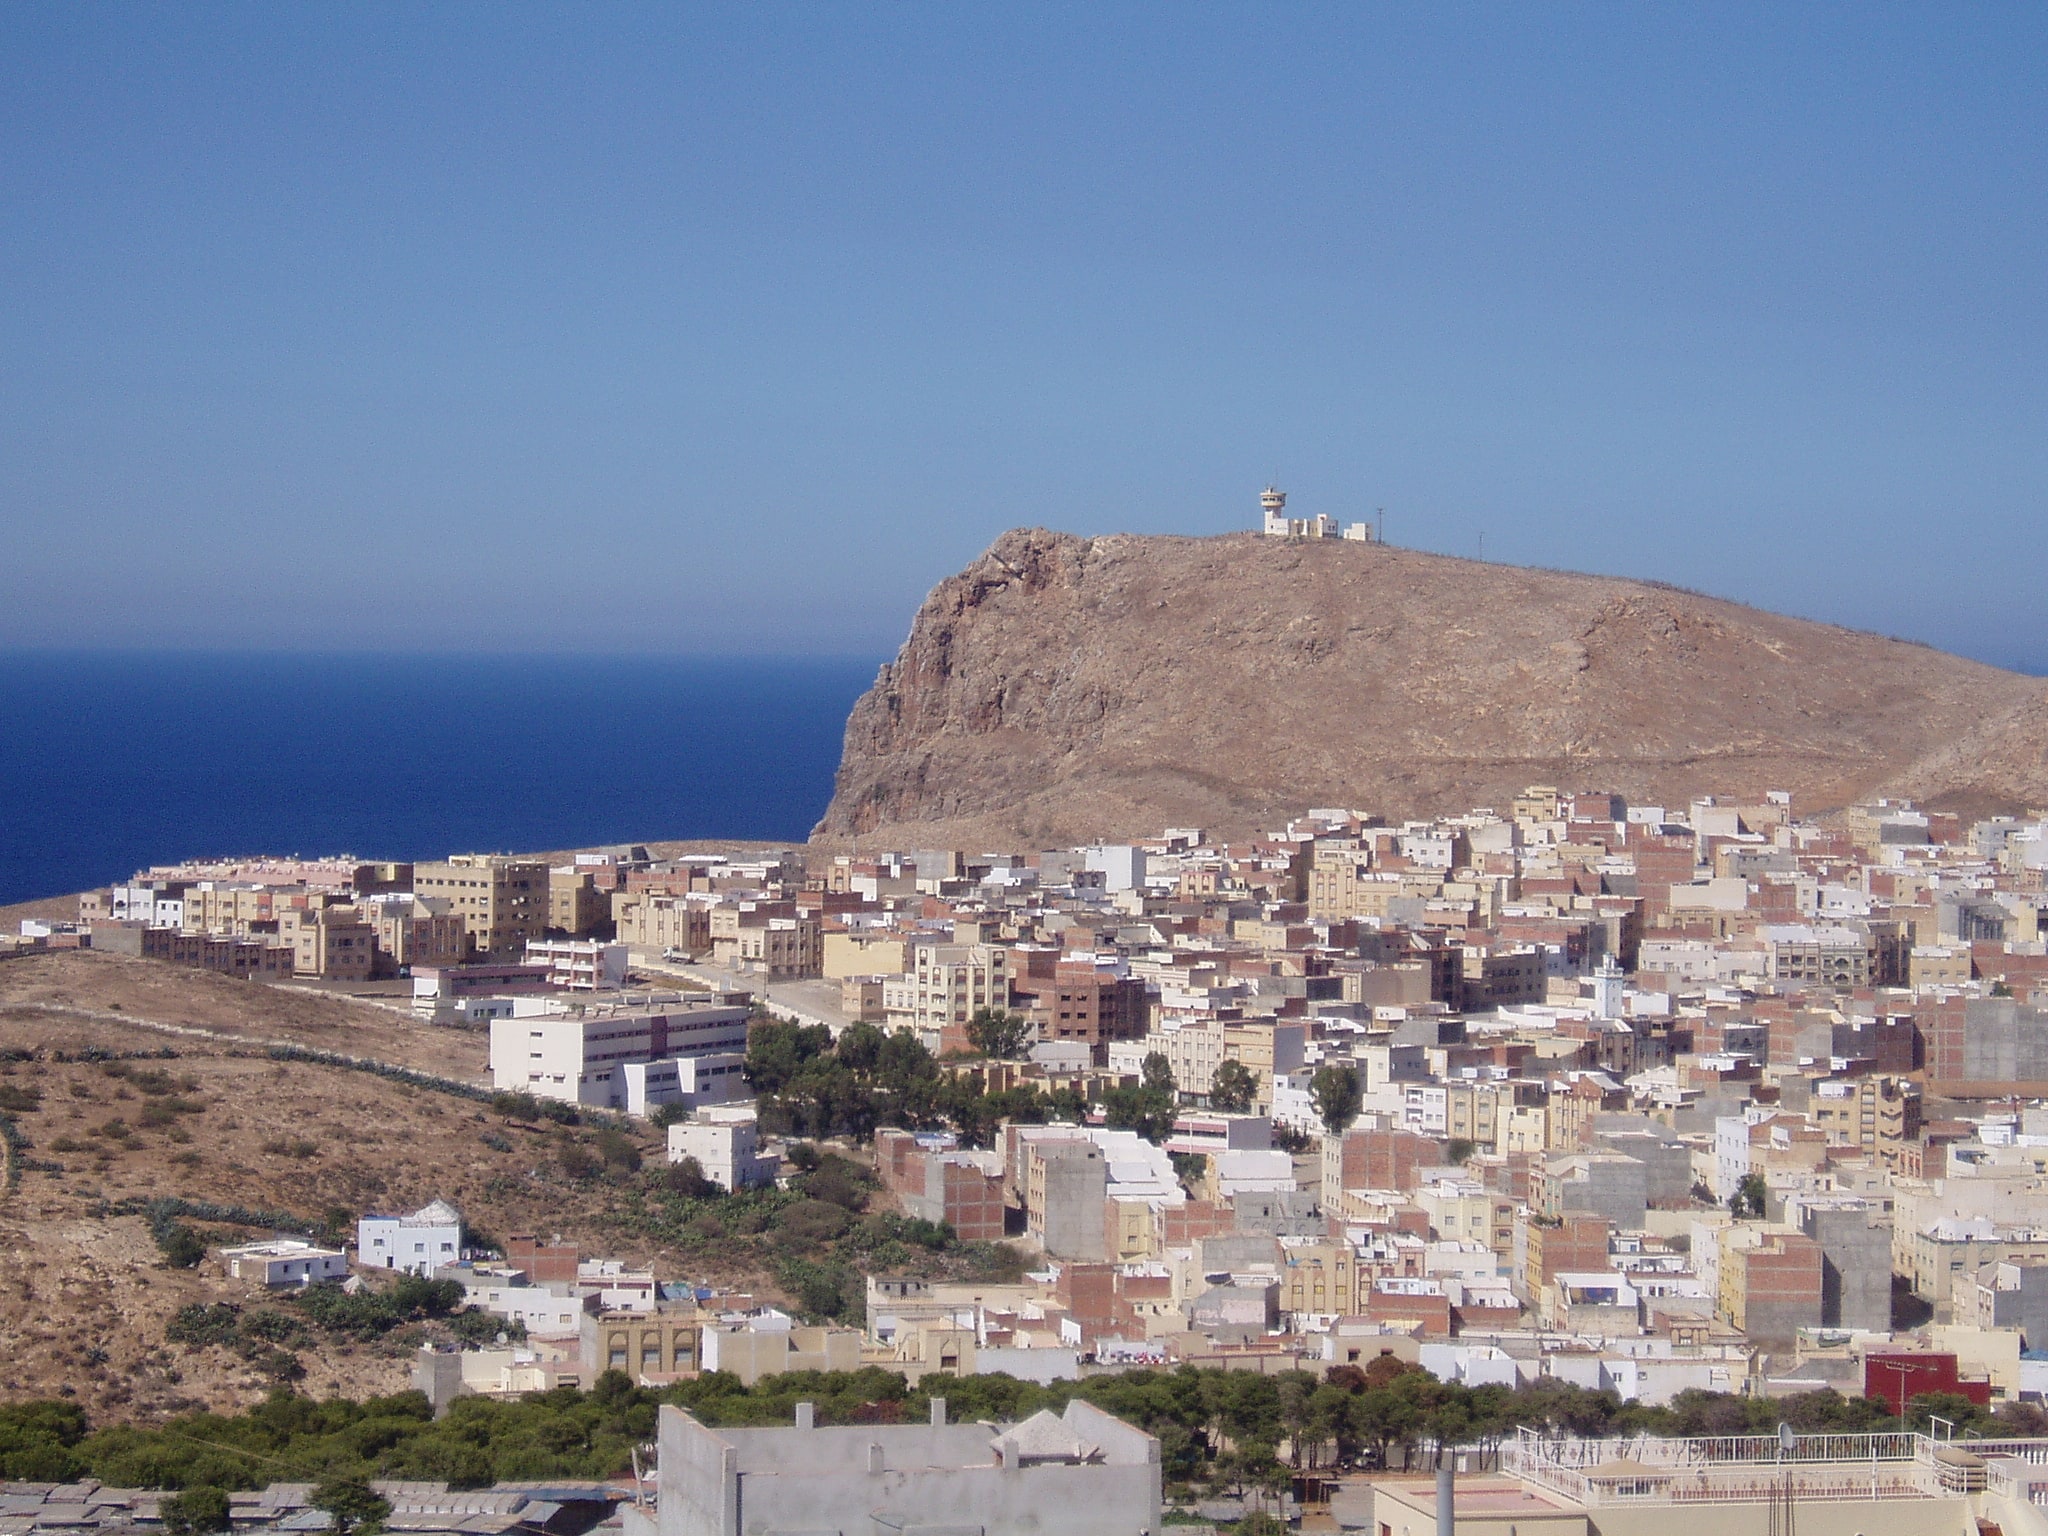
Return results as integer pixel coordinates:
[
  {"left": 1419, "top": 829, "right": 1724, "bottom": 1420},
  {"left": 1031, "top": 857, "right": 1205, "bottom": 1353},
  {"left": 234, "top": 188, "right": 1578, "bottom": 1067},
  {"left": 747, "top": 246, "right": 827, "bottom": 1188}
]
[{"left": 0, "top": 653, "right": 882, "bottom": 907}]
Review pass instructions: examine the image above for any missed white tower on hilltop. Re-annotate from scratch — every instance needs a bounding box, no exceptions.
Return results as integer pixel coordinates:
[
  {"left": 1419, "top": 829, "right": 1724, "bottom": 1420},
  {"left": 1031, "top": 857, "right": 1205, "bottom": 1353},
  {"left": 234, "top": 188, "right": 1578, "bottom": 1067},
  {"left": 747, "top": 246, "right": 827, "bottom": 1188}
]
[{"left": 1260, "top": 485, "right": 1290, "bottom": 536}]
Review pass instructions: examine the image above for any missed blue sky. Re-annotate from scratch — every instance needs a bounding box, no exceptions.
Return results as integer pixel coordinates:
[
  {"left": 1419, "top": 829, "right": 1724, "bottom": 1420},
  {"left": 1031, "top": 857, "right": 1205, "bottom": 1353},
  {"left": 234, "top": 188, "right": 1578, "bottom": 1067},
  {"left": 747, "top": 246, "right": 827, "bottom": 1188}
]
[{"left": 4, "top": 5, "right": 2044, "bottom": 666}]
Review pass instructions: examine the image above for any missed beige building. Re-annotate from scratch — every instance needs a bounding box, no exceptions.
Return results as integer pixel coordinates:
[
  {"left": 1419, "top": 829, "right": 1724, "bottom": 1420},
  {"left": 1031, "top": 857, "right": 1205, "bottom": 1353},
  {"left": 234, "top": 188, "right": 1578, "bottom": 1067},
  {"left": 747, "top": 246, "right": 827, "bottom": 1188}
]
[
  {"left": 1135, "top": 1017, "right": 1306, "bottom": 1106},
  {"left": 415, "top": 856, "right": 549, "bottom": 955},
  {"left": 699, "top": 1318, "right": 861, "bottom": 1385},
  {"left": 1418, "top": 1180, "right": 1518, "bottom": 1259},
  {"left": 1810, "top": 1074, "right": 1922, "bottom": 1162},
  {"left": 177, "top": 882, "right": 281, "bottom": 935},
  {"left": 1278, "top": 1238, "right": 1361, "bottom": 1316},
  {"left": 365, "top": 896, "right": 468, "bottom": 970},
  {"left": 580, "top": 1305, "right": 701, "bottom": 1382},
  {"left": 279, "top": 901, "right": 377, "bottom": 981},
  {"left": 616, "top": 892, "right": 712, "bottom": 956},
  {"left": 912, "top": 943, "right": 1009, "bottom": 1036},
  {"left": 823, "top": 930, "right": 908, "bottom": 980},
  {"left": 549, "top": 867, "right": 611, "bottom": 936},
  {"left": 726, "top": 917, "right": 821, "bottom": 979}
]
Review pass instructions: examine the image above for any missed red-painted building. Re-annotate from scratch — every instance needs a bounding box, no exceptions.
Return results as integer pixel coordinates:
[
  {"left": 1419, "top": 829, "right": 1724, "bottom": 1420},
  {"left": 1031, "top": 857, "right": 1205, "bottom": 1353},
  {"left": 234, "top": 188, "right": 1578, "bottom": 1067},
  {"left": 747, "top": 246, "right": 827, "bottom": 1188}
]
[{"left": 1863, "top": 1351, "right": 1993, "bottom": 1413}]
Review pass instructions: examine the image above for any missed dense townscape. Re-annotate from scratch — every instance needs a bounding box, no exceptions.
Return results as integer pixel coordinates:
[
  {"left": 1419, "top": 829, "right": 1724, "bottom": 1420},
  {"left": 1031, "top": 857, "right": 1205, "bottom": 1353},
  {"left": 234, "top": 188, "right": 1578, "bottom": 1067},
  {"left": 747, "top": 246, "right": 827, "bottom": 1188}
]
[{"left": 10, "top": 781, "right": 2048, "bottom": 1536}]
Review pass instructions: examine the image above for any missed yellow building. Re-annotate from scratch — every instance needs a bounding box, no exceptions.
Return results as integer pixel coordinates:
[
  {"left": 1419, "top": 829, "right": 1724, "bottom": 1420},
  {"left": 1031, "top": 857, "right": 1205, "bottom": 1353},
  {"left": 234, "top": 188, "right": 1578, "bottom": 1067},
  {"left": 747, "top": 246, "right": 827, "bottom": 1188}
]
[
  {"left": 1279, "top": 1238, "right": 1361, "bottom": 1316},
  {"left": 415, "top": 856, "right": 549, "bottom": 956}
]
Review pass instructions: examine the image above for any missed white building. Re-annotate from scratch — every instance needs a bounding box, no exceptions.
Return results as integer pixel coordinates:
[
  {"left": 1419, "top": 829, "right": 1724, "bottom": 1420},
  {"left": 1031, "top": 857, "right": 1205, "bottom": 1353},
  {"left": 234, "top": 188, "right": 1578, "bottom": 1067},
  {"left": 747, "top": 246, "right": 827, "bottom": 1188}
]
[
  {"left": 437, "top": 1263, "right": 589, "bottom": 1336},
  {"left": 488, "top": 997, "right": 752, "bottom": 1110},
  {"left": 620, "top": 1053, "right": 748, "bottom": 1116},
  {"left": 525, "top": 938, "right": 629, "bottom": 991},
  {"left": 1082, "top": 845, "right": 1148, "bottom": 894},
  {"left": 358, "top": 1198, "right": 463, "bottom": 1276},
  {"left": 1256, "top": 485, "right": 1375, "bottom": 542},
  {"left": 220, "top": 1239, "right": 348, "bottom": 1287},
  {"left": 576, "top": 1259, "right": 660, "bottom": 1312},
  {"left": 669, "top": 1105, "right": 780, "bottom": 1191}
]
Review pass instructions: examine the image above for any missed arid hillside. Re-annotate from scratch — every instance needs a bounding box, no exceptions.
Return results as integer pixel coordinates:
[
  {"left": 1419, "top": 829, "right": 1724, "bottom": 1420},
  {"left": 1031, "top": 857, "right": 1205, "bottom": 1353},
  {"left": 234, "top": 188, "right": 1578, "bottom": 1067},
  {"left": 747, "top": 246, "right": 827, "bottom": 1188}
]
[
  {"left": 0, "top": 951, "right": 670, "bottom": 1420},
  {"left": 817, "top": 530, "right": 2048, "bottom": 847}
]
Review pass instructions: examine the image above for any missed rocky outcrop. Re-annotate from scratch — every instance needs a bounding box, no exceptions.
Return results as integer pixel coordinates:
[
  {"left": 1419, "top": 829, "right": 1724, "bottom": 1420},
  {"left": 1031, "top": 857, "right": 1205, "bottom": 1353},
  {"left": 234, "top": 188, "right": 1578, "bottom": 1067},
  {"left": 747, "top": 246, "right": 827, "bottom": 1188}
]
[{"left": 816, "top": 529, "right": 2048, "bottom": 847}]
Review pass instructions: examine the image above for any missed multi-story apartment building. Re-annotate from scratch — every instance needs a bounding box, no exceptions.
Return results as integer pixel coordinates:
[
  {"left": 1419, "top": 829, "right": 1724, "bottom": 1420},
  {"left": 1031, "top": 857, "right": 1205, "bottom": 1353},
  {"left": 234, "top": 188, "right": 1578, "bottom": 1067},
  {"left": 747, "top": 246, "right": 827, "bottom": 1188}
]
[
  {"left": 1716, "top": 1226, "right": 1823, "bottom": 1343},
  {"left": 1761, "top": 922, "right": 1902, "bottom": 988},
  {"left": 363, "top": 894, "right": 469, "bottom": 970},
  {"left": 127, "top": 926, "right": 294, "bottom": 979},
  {"left": 1009, "top": 954, "right": 1150, "bottom": 1059},
  {"left": 279, "top": 902, "right": 378, "bottom": 981},
  {"left": 732, "top": 916, "right": 821, "bottom": 979},
  {"left": 414, "top": 855, "right": 550, "bottom": 956},
  {"left": 488, "top": 997, "right": 752, "bottom": 1109},
  {"left": 1811, "top": 1074, "right": 1923, "bottom": 1162},
  {"left": 548, "top": 866, "right": 612, "bottom": 937},
  {"left": 1129, "top": 1017, "right": 1306, "bottom": 1108},
  {"left": 615, "top": 892, "right": 712, "bottom": 956},
  {"left": 177, "top": 882, "right": 282, "bottom": 935},
  {"left": 912, "top": 943, "right": 1009, "bottom": 1047},
  {"left": 1278, "top": 1238, "right": 1361, "bottom": 1317}
]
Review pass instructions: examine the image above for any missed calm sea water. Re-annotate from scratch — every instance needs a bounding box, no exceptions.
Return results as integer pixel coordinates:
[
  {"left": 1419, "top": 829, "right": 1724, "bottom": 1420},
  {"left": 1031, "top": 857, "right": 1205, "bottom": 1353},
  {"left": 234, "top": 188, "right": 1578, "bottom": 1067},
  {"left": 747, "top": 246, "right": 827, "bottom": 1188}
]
[{"left": 0, "top": 653, "right": 881, "bottom": 906}]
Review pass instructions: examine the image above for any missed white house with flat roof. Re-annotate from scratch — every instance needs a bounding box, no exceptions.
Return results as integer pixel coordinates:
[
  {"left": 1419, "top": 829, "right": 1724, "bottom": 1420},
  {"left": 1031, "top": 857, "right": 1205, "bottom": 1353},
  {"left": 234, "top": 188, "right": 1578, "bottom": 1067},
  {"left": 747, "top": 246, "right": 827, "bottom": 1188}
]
[
  {"left": 220, "top": 1238, "right": 348, "bottom": 1287},
  {"left": 357, "top": 1198, "right": 463, "bottom": 1276}
]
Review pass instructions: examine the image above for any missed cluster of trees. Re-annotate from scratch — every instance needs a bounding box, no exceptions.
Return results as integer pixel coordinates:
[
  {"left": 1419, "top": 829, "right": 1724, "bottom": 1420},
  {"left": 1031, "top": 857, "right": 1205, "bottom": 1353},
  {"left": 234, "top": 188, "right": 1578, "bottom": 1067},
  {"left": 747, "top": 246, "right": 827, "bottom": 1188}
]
[
  {"left": 743, "top": 1015, "right": 1375, "bottom": 1149},
  {"left": 162, "top": 1279, "right": 522, "bottom": 1386},
  {"left": 1, "top": 1364, "right": 2034, "bottom": 1502},
  {"left": 621, "top": 1142, "right": 1024, "bottom": 1324},
  {"left": 746, "top": 1018, "right": 1090, "bottom": 1147}
]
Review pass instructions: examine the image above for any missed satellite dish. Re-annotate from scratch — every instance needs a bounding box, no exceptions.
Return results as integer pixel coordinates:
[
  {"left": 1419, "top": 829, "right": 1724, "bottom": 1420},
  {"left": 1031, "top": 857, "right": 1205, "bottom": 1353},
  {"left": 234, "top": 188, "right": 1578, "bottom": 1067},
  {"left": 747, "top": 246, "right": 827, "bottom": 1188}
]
[{"left": 1779, "top": 1423, "right": 1797, "bottom": 1454}]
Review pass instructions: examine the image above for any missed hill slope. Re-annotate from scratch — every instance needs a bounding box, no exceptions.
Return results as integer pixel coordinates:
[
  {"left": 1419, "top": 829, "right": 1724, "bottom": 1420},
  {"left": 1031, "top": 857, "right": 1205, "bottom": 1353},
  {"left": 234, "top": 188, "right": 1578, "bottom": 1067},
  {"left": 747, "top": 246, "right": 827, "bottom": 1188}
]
[
  {"left": 816, "top": 530, "right": 2048, "bottom": 846},
  {"left": 0, "top": 951, "right": 667, "bottom": 1418}
]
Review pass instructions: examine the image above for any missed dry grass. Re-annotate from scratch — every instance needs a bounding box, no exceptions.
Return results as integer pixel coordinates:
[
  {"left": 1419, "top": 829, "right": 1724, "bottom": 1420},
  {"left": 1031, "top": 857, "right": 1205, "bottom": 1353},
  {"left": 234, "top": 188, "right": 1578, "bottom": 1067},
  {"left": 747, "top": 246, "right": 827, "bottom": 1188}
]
[{"left": 0, "top": 955, "right": 672, "bottom": 1422}]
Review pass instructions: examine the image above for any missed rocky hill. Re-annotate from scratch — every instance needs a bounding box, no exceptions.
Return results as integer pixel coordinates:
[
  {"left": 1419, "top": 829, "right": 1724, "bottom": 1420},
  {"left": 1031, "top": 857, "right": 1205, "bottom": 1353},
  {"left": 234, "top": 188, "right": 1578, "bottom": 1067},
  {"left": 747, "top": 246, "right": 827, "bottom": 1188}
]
[
  {"left": 816, "top": 530, "right": 2048, "bottom": 847},
  {"left": 0, "top": 951, "right": 668, "bottom": 1418}
]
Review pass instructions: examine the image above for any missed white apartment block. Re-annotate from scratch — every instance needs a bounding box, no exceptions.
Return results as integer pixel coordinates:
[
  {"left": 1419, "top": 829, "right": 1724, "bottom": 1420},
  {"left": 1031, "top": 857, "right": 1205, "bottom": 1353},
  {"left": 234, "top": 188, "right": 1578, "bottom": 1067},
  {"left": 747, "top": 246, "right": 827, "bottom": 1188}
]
[
  {"left": 525, "top": 938, "right": 628, "bottom": 990},
  {"left": 489, "top": 998, "right": 752, "bottom": 1110}
]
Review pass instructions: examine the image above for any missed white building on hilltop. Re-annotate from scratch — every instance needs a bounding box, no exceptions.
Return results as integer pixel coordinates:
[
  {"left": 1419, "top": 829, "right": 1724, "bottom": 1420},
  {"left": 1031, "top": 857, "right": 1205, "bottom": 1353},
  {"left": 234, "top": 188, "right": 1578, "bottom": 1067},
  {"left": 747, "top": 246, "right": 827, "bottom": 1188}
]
[
  {"left": 1258, "top": 485, "right": 1375, "bottom": 542},
  {"left": 357, "top": 1198, "right": 463, "bottom": 1276}
]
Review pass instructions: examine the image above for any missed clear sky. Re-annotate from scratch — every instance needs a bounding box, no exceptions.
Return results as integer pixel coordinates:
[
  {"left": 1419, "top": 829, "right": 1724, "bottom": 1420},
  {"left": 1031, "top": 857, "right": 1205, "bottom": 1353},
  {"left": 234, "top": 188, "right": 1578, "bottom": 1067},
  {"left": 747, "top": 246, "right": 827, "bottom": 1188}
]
[{"left": 4, "top": 6, "right": 2044, "bottom": 666}]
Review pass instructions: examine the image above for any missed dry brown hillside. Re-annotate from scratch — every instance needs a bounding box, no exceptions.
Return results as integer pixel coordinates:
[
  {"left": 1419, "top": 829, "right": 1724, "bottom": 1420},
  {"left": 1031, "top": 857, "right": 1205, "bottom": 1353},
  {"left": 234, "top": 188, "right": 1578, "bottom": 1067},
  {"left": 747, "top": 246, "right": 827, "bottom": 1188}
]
[
  {"left": 816, "top": 529, "right": 2048, "bottom": 847},
  {"left": 0, "top": 952, "right": 670, "bottom": 1420}
]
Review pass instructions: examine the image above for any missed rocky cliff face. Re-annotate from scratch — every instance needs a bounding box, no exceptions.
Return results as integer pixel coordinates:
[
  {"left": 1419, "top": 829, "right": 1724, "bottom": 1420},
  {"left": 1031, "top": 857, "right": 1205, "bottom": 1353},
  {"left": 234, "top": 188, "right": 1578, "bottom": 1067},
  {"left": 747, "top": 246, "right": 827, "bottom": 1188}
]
[{"left": 816, "top": 529, "right": 2048, "bottom": 847}]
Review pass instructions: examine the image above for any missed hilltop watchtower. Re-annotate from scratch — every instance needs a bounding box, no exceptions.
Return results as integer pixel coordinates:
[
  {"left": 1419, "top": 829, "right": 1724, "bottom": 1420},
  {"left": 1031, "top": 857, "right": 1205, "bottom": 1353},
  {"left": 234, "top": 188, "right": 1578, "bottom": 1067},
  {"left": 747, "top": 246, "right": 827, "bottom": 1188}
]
[
  {"left": 1260, "top": 485, "right": 1289, "bottom": 536},
  {"left": 1257, "top": 485, "right": 1375, "bottom": 542}
]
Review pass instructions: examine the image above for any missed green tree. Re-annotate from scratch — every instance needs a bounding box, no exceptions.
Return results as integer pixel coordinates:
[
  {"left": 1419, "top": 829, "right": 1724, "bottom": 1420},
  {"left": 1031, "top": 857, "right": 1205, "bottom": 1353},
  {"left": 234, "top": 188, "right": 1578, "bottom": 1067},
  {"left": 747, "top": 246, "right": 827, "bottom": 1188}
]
[
  {"left": 744, "top": 1021, "right": 833, "bottom": 1094},
  {"left": 1141, "top": 1053, "right": 1176, "bottom": 1096},
  {"left": 162, "top": 1487, "right": 232, "bottom": 1536},
  {"left": 1309, "top": 1064, "right": 1360, "bottom": 1136},
  {"left": 1208, "top": 1061, "right": 1257, "bottom": 1114},
  {"left": 1445, "top": 1138, "right": 1475, "bottom": 1165},
  {"left": 158, "top": 1225, "right": 207, "bottom": 1269},
  {"left": 1729, "top": 1172, "right": 1770, "bottom": 1220},
  {"left": 312, "top": 1481, "right": 391, "bottom": 1536},
  {"left": 966, "top": 1008, "right": 1033, "bottom": 1060},
  {"left": 1100, "top": 1085, "right": 1177, "bottom": 1144}
]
